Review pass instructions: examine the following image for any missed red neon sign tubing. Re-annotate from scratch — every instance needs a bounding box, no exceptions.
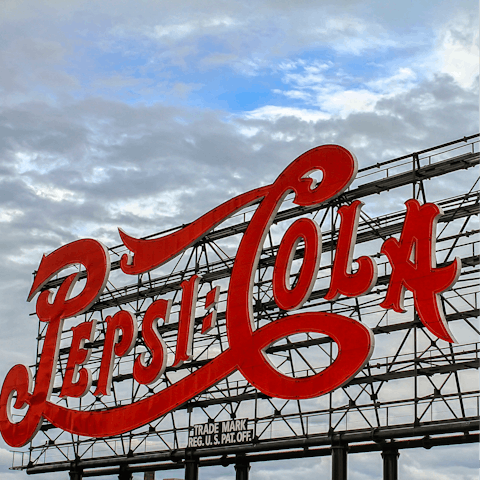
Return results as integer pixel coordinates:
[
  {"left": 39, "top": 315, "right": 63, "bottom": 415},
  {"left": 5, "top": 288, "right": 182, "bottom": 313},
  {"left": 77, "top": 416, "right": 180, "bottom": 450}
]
[
  {"left": 43, "top": 349, "right": 238, "bottom": 437},
  {"left": 119, "top": 186, "right": 270, "bottom": 275},
  {"left": 324, "top": 200, "right": 378, "bottom": 301},
  {"left": 380, "top": 199, "right": 461, "bottom": 343},
  {"left": 60, "top": 320, "right": 96, "bottom": 398},
  {"left": 0, "top": 146, "right": 375, "bottom": 443},
  {"left": 42, "top": 311, "right": 373, "bottom": 436},
  {"left": 172, "top": 275, "right": 201, "bottom": 368},
  {"left": 273, "top": 218, "right": 321, "bottom": 311},
  {"left": 133, "top": 299, "right": 171, "bottom": 385},
  {"left": 94, "top": 311, "right": 138, "bottom": 397},
  {"left": 236, "top": 312, "right": 373, "bottom": 398},
  {"left": 0, "top": 239, "right": 110, "bottom": 447},
  {"left": 28, "top": 239, "right": 111, "bottom": 318},
  {"left": 202, "top": 285, "right": 220, "bottom": 334},
  {"left": 226, "top": 145, "right": 373, "bottom": 399},
  {"left": 0, "top": 316, "right": 63, "bottom": 447}
]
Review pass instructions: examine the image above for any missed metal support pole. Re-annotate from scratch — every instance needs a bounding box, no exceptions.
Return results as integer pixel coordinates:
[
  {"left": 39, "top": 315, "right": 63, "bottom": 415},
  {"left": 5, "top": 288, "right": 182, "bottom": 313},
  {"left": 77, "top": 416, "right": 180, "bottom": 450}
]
[
  {"left": 118, "top": 465, "right": 133, "bottom": 480},
  {"left": 185, "top": 452, "right": 199, "bottom": 480},
  {"left": 382, "top": 448, "right": 399, "bottom": 480},
  {"left": 234, "top": 454, "right": 251, "bottom": 480},
  {"left": 331, "top": 443, "right": 348, "bottom": 480},
  {"left": 69, "top": 469, "right": 83, "bottom": 480}
]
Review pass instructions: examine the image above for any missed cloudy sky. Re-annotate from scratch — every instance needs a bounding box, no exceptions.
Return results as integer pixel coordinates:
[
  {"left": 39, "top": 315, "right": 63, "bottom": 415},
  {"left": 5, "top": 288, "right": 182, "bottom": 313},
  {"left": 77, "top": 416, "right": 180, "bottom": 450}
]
[{"left": 0, "top": 0, "right": 478, "bottom": 479}]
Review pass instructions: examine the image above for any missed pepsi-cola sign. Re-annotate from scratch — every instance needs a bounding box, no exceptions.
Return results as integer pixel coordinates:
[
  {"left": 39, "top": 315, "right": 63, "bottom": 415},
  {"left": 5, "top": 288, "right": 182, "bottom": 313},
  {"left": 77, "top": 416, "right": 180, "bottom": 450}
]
[{"left": 0, "top": 146, "right": 459, "bottom": 447}]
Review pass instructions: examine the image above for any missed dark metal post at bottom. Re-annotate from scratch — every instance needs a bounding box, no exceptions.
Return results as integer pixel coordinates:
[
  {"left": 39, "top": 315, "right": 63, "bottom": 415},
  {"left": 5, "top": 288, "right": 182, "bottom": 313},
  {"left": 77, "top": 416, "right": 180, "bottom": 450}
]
[
  {"left": 118, "top": 465, "right": 133, "bottom": 480},
  {"left": 382, "top": 448, "right": 400, "bottom": 480},
  {"left": 69, "top": 469, "right": 82, "bottom": 480},
  {"left": 331, "top": 444, "right": 348, "bottom": 480},
  {"left": 235, "top": 454, "right": 251, "bottom": 480},
  {"left": 185, "top": 452, "right": 199, "bottom": 480}
]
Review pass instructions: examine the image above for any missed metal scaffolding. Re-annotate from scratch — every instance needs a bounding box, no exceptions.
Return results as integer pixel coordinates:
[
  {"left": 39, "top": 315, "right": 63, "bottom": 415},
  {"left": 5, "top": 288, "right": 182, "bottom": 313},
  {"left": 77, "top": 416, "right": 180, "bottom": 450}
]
[{"left": 9, "top": 134, "right": 479, "bottom": 479}]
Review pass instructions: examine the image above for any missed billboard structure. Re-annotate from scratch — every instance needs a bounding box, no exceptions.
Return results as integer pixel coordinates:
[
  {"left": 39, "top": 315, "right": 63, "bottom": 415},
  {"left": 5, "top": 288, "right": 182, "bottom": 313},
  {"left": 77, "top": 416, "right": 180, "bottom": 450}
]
[{"left": 1, "top": 135, "right": 479, "bottom": 480}]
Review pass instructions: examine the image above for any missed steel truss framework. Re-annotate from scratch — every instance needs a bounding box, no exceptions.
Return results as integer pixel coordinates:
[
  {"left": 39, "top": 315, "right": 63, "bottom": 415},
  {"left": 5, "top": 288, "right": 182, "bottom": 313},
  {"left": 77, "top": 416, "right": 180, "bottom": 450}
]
[{"left": 10, "top": 135, "right": 480, "bottom": 480}]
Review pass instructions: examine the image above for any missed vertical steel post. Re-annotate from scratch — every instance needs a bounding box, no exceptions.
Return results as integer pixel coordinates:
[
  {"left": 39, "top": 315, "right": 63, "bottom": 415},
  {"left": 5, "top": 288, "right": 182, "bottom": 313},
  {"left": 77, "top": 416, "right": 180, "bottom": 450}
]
[
  {"left": 382, "top": 448, "right": 399, "bottom": 480},
  {"left": 185, "top": 452, "right": 199, "bottom": 480},
  {"left": 412, "top": 153, "right": 417, "bottom": 199},
  {"left": 118, "top": 465, "right": 133, "bottom": 480},
  {"left": 235, "top": 454, "right": 251, "bottom": 480},
  {"left": 69, "top": 469, "right": 82, "bottom": 480},
  {"left": 331, "top": 443, "right": 348, "bottom": 480}
]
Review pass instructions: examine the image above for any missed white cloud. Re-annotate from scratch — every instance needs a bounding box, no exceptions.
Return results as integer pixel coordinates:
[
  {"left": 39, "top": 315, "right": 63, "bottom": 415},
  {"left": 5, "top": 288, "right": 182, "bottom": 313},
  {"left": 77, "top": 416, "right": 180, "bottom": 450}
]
[
  {"left": 260, "top": 64, "right": 420, "bottom": 120},
  {"left": 28, "top": 184, "right": 83, "bottom": 203},
  {"left": 0, "top": 208, "right": 24, "bottom": 223},
  {"left": 243, "top": 105, "right": 330, "bottom": 123},
  {"left": 107, "top": 189, "right": 193, "bottom": 220},
  {"left": 320, "top": 88, "right": 380, "bottom": 117},
  {"left": 0, "top": 447, "right": 13, "bottom": 466},
  {"left": 309, "top": 16, "right": 398, "bottom": 55},
  {"left": 148, "top": 16, "right": 240, "bottom": 41},
  {"left": 281, "top": 61, "right": 331, "bottom": 87},
  {"left": 367, "top": 67, "right": 417, "bottom": 93},
  {"left": 14, "top": 152, "right": 68, "bottom": 175},
  {"left": 436, "top": 14, "right": 479, "bottom": 89}
]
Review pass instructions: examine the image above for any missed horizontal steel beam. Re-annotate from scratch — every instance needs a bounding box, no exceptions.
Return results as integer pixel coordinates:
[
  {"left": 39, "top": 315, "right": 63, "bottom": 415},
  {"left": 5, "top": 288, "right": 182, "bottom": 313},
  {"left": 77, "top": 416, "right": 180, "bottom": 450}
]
[
  {"left": 79, "top": 432, "right": 479, "bottom": 476},
  {"left": 25, "top": 417, "right": 479, "bottom": 474},
  {"left": 172, "top": 358, "right": 479, "bottom": 410}
]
